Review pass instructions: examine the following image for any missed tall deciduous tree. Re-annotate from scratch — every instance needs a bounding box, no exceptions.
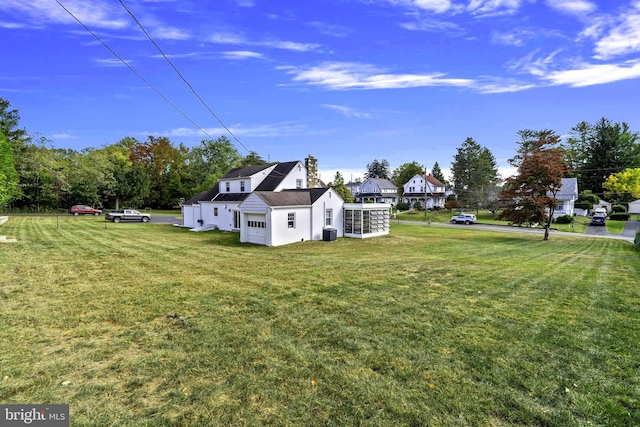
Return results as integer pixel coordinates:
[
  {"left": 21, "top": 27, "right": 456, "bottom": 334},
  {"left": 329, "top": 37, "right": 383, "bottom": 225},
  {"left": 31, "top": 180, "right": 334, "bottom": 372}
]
[
  {"left": 187, "top": 136, "right": 242, "bottom": 192},
  {"left": 238, "top": 151, "right": 267, "bottom": 167},
  {"left": 603, "top": 168, "right": 640, "bottom": 200},
  {"left": 499, "top": 130, "right": 568, "bottom": 241},
  {"left": 365, "top": 159, "right": 391, "bottom": 180},
  {"left": 391, "top": 161, "right": 424, "bottom": 187},
  {"left": 450, "top": 137, "right": 499, "bottom": 212},
  {"left": 329, "top": 171, "right": 354, "bottom": 203}
]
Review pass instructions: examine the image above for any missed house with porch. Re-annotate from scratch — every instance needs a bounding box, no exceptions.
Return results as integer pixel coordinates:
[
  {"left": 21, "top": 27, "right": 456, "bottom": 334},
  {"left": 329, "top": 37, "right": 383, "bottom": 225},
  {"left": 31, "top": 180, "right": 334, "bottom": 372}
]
[
  {"left": 180, "top": 156, "right": 391, "bottom": 246},
  {"left": 401, "top": 174, "right": 446, "bottom": 210},
  {"left": 355, "top": 178, "right": 398, "bottom": 205}
]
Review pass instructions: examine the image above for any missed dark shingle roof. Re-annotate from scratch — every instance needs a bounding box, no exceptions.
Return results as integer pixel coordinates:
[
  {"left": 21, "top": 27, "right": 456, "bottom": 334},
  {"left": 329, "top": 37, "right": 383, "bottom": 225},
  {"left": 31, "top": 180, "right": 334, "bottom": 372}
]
[
  {"left": 253, "top": 188, "right": 331, "bottom": 206},
  {"left": 221, "top": 163, "right": 274, "bottom": 179},
  {"left": 183, "top": 183, "right": 219, "bottom": 205},
  {"left": 211, "top": 193, "right": 251, "bottom": 202},
  {"left": 254, "top": 161, "right": 299, "bottom": 191}
]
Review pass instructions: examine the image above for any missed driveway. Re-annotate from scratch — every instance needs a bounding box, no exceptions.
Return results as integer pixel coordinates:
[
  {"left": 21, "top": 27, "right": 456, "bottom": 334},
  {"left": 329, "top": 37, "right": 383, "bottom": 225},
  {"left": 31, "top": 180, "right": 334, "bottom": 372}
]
[
  {"left": 151, "top": 215, "right": 182, "bottom": 225},
  {"left": 621, "top": 219, "right": 640, "bottom": 239}
]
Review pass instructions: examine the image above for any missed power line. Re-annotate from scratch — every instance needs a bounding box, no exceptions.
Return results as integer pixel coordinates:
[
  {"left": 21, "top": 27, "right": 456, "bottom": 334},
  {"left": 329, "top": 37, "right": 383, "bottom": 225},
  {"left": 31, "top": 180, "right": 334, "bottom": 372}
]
[
  {"left": 118, "top": 0, "right": 250, "bottom": 153},
  {"left": 55, "top": 0, "right": 216, "bottom": 141}
]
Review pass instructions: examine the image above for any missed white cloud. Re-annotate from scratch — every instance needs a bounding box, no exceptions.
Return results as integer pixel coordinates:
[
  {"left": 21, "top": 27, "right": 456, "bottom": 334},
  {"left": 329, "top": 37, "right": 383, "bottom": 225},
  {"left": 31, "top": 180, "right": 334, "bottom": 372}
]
[
  {"left": 466, "top": 0, "right": 526, "bottom": 16},
  {"left": 162, "top": 122, "right": 307, "bottom": 138},
  {"left": 544, "top": 60, "right": 640, "bottom": 86},
  {"left": 51, "top": 132, "right": 78, "bottom": 139},
  {"left": 399, "top": 18, "right": 463, "bottom": 34},
  {"left": 323, "top": 105, "right": 373, "bottom": 119},
  {"left": 220, "top": 51, "right": 265, "bottom": 60},
  {"left": 545, "top": 0, "right": 597, "bottom": 15},
  {"left": 151, "top": 25, "right": 191, "bottom": 40},
  {"left": 281, "top": 62, "right": 474, "bottom": 90},
  {"left": 94, "top": 58, "right": 131, "bottom": 67},
  {"left": 207, "top": 32, "right": 320, "bottom": 52},
  {"left": 0, "top": 0, "right": 129, "bottom": 29},
  {"left": 592, "top": 5, "right": 640, "bottom": 59}
]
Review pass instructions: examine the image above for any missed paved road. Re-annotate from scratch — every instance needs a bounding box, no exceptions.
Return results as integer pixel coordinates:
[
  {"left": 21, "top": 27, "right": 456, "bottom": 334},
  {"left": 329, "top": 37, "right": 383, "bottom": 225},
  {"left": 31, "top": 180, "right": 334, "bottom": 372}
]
[{"left": 395, "top": 219, "right": 636, "bottom": 243}]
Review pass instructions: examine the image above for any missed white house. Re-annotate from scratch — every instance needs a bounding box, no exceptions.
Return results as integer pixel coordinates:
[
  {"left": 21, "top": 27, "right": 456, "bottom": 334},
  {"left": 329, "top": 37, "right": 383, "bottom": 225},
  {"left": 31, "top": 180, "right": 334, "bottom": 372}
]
[
  {"left": 355, "top": 178, "right": 398, "bottom": 205},
  {"left": 628, "top": 199, "right": 640, "bottom": 214},
  {"left": 593, "top": 199, "right": 612, "bottom": 214},
  {"left": 401, "top": 174, "right": 446, "bottom": 209},
  {"left": 181, "top": 159, "right": 314, "bottom": 231},
  {"left": 180, "top": 156, "right": 391, "bottom": 246},
  {"left": 551, "top": 178, "right": 578, "bottom": 218},
  {"left": 239, "top": 188, "right": 344, "bottom": 246}
]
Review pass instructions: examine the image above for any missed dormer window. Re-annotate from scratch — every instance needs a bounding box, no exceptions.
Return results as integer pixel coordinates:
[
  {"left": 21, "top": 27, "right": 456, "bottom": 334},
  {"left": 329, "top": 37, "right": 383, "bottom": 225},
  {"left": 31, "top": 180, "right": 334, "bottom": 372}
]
[
  {"left": 240, "top": 181, "right": 245, "bottom": 192},
  {"left": 225, "top": 182, "right": 230, "bottom": 192}
]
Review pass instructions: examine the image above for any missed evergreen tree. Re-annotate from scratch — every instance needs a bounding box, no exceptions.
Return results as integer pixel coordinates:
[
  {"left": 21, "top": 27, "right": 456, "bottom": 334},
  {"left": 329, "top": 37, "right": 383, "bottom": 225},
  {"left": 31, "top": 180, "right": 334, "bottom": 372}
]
[{"left": 329, "top": 171, "right": 354, "bottom": 203}]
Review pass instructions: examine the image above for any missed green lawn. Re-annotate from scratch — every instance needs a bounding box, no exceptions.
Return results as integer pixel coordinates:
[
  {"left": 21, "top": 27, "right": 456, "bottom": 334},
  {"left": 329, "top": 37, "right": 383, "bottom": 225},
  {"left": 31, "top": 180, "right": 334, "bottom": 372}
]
[{"left": 1, "top": 217, "right": 639, "bottom": 426}]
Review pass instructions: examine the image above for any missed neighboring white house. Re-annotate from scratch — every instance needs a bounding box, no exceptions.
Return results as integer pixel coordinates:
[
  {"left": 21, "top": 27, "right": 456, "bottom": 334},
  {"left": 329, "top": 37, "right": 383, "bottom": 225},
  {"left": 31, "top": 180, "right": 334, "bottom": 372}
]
[
  {"left": 355, "top": 178, "right": 398, "bottom": 205},
  {"left": 239, "top": 188, "right": 344, "bottom": 246},
  {"left": 593, "top": 199, "right": 612, "bottom": 214},
  {"left": 401, "top": 174, "right": 446, "bottom": 210},
  {"left": 551, "top": 178, "right": 579, "bottom": 217},
  {"left": 628, "top": 199, "right": 640, "bottom": 214}
]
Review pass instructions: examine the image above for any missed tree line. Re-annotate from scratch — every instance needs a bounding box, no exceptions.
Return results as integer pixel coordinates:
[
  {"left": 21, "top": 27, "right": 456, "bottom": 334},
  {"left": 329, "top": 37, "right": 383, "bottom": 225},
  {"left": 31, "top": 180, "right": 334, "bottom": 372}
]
[
  {"left": 0, "top": 98, "right": 267, "bottom": 212},
  {"left": 2, "top": 96, "right": 639, "bottom": 213}
]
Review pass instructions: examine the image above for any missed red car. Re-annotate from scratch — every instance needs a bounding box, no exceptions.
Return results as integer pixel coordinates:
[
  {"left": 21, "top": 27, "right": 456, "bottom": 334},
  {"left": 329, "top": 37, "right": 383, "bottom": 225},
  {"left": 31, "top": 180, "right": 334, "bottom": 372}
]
[{"left": 69, "top": 205, "right": 102, "bottom": 216}]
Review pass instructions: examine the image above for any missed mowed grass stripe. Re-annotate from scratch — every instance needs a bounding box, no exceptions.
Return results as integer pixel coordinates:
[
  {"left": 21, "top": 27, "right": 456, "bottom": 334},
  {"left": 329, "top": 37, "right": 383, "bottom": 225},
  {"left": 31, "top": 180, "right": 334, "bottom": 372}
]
[{"left": 1, "top": 216, "right": 639, "bottom": 426}]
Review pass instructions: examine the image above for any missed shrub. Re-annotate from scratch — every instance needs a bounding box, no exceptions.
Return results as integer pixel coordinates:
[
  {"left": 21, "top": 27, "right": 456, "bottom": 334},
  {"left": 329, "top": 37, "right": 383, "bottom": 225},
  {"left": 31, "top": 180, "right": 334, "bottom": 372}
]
[
  {"left": 609, "top": 213, "right": 630, "bottom": 221},
  {"left": 445, "top": 200, "right": 460, "bottom": 210},
  {"left": 396, "top": 201, "right": 410, "bottom": 211},
  {"left": 612, "top": 204, "right": 627, "bottom": 213},
  {"left": 574, "top": 201, "right": 593, "bottom": 210},
  {"left": 413, "top": 201, "right": 423, "bottom": 211},
  {"left": 635, "top": 230, "right": 640, "bottom": 249},
  {"left": 554, "top": 215, "right": 573, "bottom": 224}
]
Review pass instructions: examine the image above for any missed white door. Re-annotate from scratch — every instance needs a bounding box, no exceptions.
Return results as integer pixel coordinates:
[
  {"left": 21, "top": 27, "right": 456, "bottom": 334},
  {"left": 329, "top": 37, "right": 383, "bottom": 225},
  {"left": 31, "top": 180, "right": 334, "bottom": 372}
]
[{"left": 246, "top": 214, "right": 267, "bottom": 245}]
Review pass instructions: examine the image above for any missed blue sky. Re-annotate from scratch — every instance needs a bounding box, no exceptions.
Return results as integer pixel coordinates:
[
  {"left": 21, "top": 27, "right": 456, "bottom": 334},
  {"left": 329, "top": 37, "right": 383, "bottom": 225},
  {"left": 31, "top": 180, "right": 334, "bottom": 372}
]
[{"left": 2, "top": 0, "right": 640, "bottom": 182}]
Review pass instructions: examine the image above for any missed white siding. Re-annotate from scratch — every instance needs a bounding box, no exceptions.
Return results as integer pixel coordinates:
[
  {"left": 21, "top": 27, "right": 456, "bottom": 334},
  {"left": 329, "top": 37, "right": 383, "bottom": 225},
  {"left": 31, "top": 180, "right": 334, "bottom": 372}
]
[
  {"left": 629, "top": 200, "right": 640, "bottom": 214},
  {"left": 310, "top": 188, "right": 344, "bottom": 240},
  {"left": 201, "top": 201, "right": 239, "bottom": 231},
  {"left": 270, "top": 207, "right": 310, "bottom": 246},
  {"left": 182, "top": 205, "right": 200, "bottom": 228},
  {"left": 272, "top": 162, "right": 307, "bottom": 191}
]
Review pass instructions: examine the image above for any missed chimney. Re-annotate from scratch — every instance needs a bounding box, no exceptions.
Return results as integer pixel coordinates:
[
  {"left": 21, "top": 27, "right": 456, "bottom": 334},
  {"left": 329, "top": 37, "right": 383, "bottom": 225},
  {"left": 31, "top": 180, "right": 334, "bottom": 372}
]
[{"left": 305, "top": 155, "right": 318, "bottom": 188}]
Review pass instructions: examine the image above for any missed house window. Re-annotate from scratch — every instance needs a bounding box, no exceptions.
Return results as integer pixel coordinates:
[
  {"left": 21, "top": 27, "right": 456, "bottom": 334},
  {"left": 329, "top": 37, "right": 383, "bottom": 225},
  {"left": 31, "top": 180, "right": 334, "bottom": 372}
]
[
  {"left": 325, "top": 209, "right": 332, "bottom": 226},
  {"left": 240, "top": 181, "right": 245, "bottom": 192},
  {"left": 288, "top": 212, "right": 295, "bottom": 228},
  {"left": 225, "top": 182, "right": 230, "bottom": 192},
  {"left": 296, "top": 179, "right": 302, "bottom": 189},
  {"left": 214, "top": 207, "right": 218, "bottom": 216}
]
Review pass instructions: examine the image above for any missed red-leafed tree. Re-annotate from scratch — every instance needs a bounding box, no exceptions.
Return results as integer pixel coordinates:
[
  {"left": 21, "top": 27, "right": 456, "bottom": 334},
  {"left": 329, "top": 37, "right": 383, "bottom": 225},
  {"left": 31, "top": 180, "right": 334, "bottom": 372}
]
[{"left": 498, "top": 130, "right": 569, "bottom": 241}]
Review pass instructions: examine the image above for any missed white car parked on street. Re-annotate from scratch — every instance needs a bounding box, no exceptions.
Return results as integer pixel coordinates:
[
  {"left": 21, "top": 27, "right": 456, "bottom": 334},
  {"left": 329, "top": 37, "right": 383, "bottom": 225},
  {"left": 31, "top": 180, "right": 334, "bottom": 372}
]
[{"left": 450, "top": 213, "right": 477, "bottom": 224}]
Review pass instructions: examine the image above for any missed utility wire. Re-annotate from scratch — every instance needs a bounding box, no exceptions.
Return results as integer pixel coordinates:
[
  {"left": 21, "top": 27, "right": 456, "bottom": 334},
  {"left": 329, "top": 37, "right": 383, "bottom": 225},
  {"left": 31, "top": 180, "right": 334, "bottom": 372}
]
[
  {"left": 55, "top": 0, "right": 216, "bottom": 140},
  {"left": 118, "top": 0, "right": 250, "bottom": 153}
]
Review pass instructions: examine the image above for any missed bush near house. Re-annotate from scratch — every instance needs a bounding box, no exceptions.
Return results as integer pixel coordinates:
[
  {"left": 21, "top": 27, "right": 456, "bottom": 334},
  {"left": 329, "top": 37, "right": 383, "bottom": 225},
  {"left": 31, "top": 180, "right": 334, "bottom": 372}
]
[
  {"left": 554, "top": 215, "right": 573, "bottom": 224},
  {"left": 445, "top": 200, "right": 460, "bottom": 210},
  {"left": 396, "top": 201, "right": 410, "bottom": 211},
  {"left": 609, "top": 213, "right": 631, "bottom": 221},
  {"left": 635, "top": 230, "right": 640, "bottom": 248},
  {"left": 612, "top": 204, "right": 627, "bottom": 213}
]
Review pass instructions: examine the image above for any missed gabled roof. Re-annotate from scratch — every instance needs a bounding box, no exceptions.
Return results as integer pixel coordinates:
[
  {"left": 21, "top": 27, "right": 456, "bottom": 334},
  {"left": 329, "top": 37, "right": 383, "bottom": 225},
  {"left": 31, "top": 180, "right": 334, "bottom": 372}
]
[
  {"left": 364, "top": 178, "right": 397, "bottom": 190},
  {"left": 554, "top": 178, "right": 578, "bottom": 200},
  {"left": 425, "top": 175, "right": 445, "bottom": 187},
  {"left": 252, "top": 188, "right": 332, "bottom": 206},
  {"left": 183, "top": 183, "right": 219, "bottom": 205},
  {"left": 221, "top": 163, "right": 274, "bottom": 179},
  {"left": 254, "top": 161, "right": 300, "bottom": 191}
]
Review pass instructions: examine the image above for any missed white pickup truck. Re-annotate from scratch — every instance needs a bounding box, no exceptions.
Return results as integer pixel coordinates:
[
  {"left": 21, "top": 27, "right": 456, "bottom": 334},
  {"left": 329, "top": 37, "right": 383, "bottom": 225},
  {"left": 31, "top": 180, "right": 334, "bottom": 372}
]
[
  {"left": 450, "top": 213, "right": 477, "bottom": 224},
  {"left": 106, "top": 209, "right": 151, "bottom": 223}
]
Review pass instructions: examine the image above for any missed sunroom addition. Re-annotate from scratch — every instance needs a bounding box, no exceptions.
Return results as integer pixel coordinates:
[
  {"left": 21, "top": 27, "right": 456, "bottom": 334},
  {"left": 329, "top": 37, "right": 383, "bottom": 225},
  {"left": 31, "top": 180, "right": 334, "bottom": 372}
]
[{"left": 343, "top": 203, "right": 391, "bottom": 238}]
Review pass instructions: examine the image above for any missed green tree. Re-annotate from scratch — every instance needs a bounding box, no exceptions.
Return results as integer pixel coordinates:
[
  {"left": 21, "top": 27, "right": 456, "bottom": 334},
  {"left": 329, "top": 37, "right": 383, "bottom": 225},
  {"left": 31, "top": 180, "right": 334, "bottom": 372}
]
[
  {"left": 238, "top": 151, "right": 268, "bottom": 167},
  {"left": 431, "top": 161, "right": 446, "bottom": 184},
  {"left": 499, "top": 130, "right": 568, "bottom": 240},
  {"left": 0, "top": 132, "right": 18, "bottom": 210},
  {"left": 450, "top": 137, "right": 499, "bottom": 213},
  {"left": 329, "top": 171, "right": 354, "bottom": 203},
  {"left": 603, "top": 168, "right": 640, "bottom": 200},
  {"left": 391, "top": 161, "right": 424, "bottom": 188},
  {"left": 187, "top": 136, "right": 242, "bottom": 192},
  {"left": 365, "top": 159, "right": 391, "bottom": 180},
  {"left": 574, "top": 118, "right": 640, "bottom": 197},
  {"left": 0, "top": 98, "right": 30, "bottom": 158}
]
